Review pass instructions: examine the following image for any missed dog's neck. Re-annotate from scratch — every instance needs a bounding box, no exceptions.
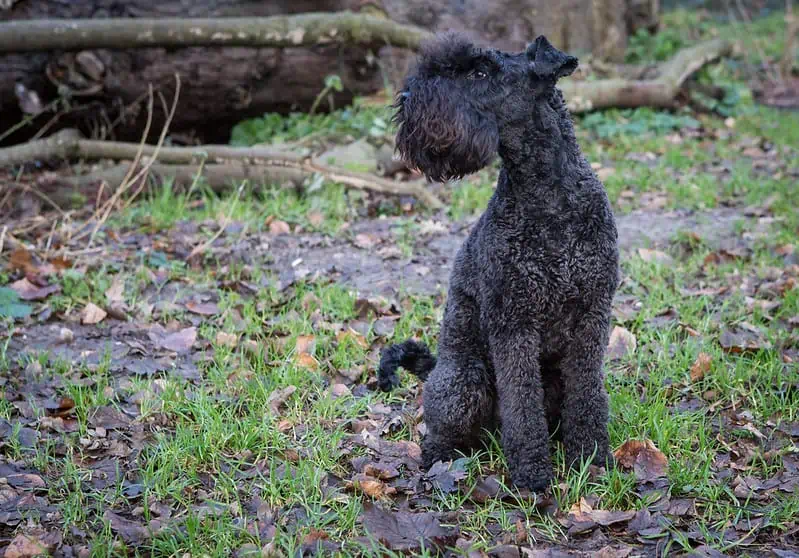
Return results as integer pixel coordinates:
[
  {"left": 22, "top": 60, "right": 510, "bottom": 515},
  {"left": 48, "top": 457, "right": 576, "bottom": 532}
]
[{"left": 496, "top": 88, "right": 582, "bottom": 196}]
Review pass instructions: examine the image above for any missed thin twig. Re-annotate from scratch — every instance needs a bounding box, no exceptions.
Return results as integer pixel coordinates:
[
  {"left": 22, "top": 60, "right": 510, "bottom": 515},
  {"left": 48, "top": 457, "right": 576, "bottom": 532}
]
[{"left": 187, "top": 180, "right": 247, "bottom": 260}]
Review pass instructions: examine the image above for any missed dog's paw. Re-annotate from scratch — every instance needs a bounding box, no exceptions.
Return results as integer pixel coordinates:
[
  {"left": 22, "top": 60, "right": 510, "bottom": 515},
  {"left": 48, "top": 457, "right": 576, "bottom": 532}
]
[
  {"left": 421, "top": 438, "right": 456, "bottom": 470},
  {"left": 508, "top": 460, "right": 553, "bottom": 492},
  {"left": 565, "top": 441, "right": 612, "bottom": 472}
]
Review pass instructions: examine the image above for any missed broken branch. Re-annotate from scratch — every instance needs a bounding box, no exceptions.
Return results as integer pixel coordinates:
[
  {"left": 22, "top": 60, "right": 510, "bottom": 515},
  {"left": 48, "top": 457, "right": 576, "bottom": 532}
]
[
  {"left": 0, "top": 129, "right": 443, "bottom": 209},
  {"left": 0, "top": 11, "right": 433, "bottom": 53},
  {"left": 561, "top": 38, "right": 734, "bottom": 112}
]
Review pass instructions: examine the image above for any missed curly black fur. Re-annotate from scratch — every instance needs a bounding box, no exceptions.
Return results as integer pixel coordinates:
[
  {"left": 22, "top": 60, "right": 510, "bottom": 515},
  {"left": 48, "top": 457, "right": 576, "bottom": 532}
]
[
  {"left": 377, "top": 339, "right": 437, "bottom": 391},
  {"left": 381, "top": 33, "right": 620, "bottom": 491}
]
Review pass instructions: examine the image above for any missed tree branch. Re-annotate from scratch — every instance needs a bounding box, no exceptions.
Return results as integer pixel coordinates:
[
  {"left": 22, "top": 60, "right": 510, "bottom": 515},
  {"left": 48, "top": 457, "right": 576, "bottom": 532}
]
[
  {"left": 0, "top": 11, "right": 433, "bottom": 53},
  {"left": 561, "top": 38, "right": 733, "bottom": 112},
  {"left": 0, "top": 129, "right": 443, "bottom": 209}
]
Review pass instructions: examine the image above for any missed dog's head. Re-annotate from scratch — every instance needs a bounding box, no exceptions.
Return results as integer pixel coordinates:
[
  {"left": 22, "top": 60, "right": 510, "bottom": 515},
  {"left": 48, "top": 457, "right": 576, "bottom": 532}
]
[{"left": 393, "top": 33, "right": 577, "bottom": 182}]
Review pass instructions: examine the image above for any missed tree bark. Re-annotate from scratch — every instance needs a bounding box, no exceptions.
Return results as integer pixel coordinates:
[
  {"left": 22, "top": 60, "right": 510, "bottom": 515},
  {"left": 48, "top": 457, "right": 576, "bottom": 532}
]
[{"left": 0, "top": 0, "right": 657, "bottom": 146}]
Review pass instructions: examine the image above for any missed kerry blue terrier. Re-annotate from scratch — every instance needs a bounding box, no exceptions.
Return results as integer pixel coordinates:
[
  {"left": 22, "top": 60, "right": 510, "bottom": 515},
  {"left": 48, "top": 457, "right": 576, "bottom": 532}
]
[{"left": 378, "top": 33, "right": 620, "bottom": 491}]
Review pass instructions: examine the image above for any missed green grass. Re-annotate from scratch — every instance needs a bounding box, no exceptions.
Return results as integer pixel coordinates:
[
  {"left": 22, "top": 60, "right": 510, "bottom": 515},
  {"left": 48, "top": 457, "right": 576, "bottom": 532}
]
[{"left": 3, "top": 6, "right": 799, "bottom": 557}]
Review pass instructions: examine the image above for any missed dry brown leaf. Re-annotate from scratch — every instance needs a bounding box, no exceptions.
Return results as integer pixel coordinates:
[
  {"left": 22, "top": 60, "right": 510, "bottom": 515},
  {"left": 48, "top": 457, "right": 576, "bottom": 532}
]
[
  {"left": 352, "top": 474, "right": 396, "bottom": 498},
  {"left": 613, "top": 439, "right": 668, "bottom": 481},
  {"left": 9, "top": 247, "right": 38, "bottom": 275},
  {"left": 267, "top": 385, "right": 297, "bottom": 415},
  {"left": 4, "top": 533, "right": 52, "bottom": 558},
  {"left": 269, "top": 219, "right": 291, "bottom": 235},
  {"left": 81, "top": 302, "right": 107, "bottom": 325},
  {"left": 105, "top": 277, "right": 125, "bottom": 305},
  {"left": 159, "top": 327, "right": 197, "bottom": 353},
  {"left": 9, "top": 277, "right": 60, "bottom": 301},
  {"left": 637, "top": 248, "right": 673, "bottom": 265},
  {"left": 104, "top": 510, "right": 151, "bottom": 545},
  {"left": 690, "top": 352, "right": 712, "bottom": 382},
  {"left": 607, "top": 326, "right": 637, "bottom": 360},
  {"left": 353, "top": 233, "right": 378, "bottom": 249},
  {"left": 45, "top": 397, "right": 75, "bottom": 418},
  {"left": 719, "top": 327, "right": 772, "bottom": 354},
  {"left": 186, "top": 301, "right": 220, "bottom": 316},
  {"left": 362, "top": 503, "right": 458, "bottom": 552},
  {"left": 336, "top": 328, "right": 369, "bottom": 349},
  {"left": 295, "top": 353, "right": 319, "bottom": 370},
  {"left": 215, "top": 331, "right": 238, "bottom": 348},
  {"left": 307, "top": 211, "right": 325, "bottom": 227},
  {"left": 295, "top": 334, "right": 316, "bottom": 355},
  {"left": 329, "top": 383, "right": 351, "bottom": 398}
]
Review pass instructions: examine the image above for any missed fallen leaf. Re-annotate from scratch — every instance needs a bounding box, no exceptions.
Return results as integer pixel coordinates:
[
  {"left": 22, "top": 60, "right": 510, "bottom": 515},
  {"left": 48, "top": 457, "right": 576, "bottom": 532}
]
[
  {"left": 4, "top": 533, "right": 52, "bottom": 558},
  {"left": 470, "top": 475, "right": 503, "bottom": 503},
  {"left": 719, "top": 328, "right": 772, "bottom": 354},
  {"left": 44, "top": 397, "right": 75, "bottom": 418},
  {"left": 352, "top": 474, "right": 396, "bottom": 498},
  {"left": 307, "top": 211, "right": 325, "bottom": 227},
  {"left": 337, "top": 328, "right": 369, "bottom": 349},
  {"left": 593, "top": 545, "right": 634, "bottom": 558},
  {"left": 295, "top": 353, "right": 319, "bottom": 370},
  {"left": 105, "top": 277, "right": 125, "bottom": 305},
  {"left": 613, "top": 439, "right": 668, "bottom": 481},
  {"left": 104, "top": 510, "right": 151, "bottom": 545},
  {"left": 0, "top": 463, "right": 46, "bottom": 489},
  {"left": 363, "top": 462, "right": 400, "bottom": 480},
  {"left": 584, "top": 509, "right": 636, "bottom": 526},
  {"left": 329, "top": 383, "right": 351, "bottom": 398},
  {"left": 81, "top": 302, "right": 107, "bottom": 325},
  {"left": 88, "top": 406, "right": 131, "bottom": 430},
  {"left": 362, "top": 503, "right": 458, "bottom": 552},
  {"left": 215, "top": 331, "right": 238, "bottom": 348},
  {"left": 353, "top": 233, "right": 378, "bottom": 249},
  {"left": 294, "top": 334, "right": 316, "bottom": 355},
  {"left": 9, "top": 247, "right": 38, "bottom": 274},
  {"left": 267, "top": 385, "right": 297, "bottom": 415},
  {"left": 268, "top": 219, "right": 291, "bottom": 235},
  {"left": 426, "top": 458, "right": 469, "bottom": 493},
  {"left": 607, "top": 326, "right": 637, "bottom": 360},
  {"left": 690, "top": 352, "right": 712, "bottom": 382},
  {"left": 158, "top": 327, "right": 197, "bottom": 353},
  {"left": 637, "top": 248, "right": 673, "bottom": 265},
  {"left": 186, "top": 301, "right": 220, "bottom": 316},
  {"left": 9, "top": 278, "right": 60, "bottom": 301}
]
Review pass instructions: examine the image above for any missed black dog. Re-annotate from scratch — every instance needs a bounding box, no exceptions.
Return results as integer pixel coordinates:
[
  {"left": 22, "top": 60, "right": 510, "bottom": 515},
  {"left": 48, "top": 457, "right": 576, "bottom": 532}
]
[{"left": 378, "top": 33, "right": 620, "bottom": 491}]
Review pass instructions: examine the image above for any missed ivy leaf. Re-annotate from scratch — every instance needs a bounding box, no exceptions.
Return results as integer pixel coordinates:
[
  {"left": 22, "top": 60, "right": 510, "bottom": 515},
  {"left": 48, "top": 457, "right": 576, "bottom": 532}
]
[{"left": 0, "top": 287, "right": 32, "bottom": 319}]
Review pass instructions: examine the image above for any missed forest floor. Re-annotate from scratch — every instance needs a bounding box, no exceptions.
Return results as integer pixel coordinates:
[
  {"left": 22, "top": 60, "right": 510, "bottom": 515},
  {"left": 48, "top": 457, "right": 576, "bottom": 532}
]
[{"left": 0, "top": 8, "right": 798, "bottom": 558}]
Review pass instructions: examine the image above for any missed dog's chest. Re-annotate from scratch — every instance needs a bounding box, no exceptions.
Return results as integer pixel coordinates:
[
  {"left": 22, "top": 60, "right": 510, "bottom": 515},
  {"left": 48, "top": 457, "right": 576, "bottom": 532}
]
[{"left": 479, "top": 210, "right": 613, "bottom": 315}]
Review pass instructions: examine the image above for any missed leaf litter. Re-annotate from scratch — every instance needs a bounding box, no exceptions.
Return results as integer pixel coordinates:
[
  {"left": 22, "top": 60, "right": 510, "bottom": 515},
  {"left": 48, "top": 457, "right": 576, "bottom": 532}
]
[{"left": 0, "top": 93, "right": 798, "bottom": 557}]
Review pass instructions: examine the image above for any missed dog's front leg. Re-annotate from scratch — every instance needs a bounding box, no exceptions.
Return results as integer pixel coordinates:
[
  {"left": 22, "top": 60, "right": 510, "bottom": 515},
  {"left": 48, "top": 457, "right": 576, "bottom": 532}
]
[
  {"left": 490, "top": 330, "right": 552, "bottom": 491},
  {"left": 560, "top": 310, "right": 612, "bottom": 470}
]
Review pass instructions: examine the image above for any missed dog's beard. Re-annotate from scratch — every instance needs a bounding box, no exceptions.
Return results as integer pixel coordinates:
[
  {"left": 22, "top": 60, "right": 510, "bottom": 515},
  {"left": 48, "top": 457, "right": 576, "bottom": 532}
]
[{"left": 393, "top": 90, "right": 499, "bottom": 182}]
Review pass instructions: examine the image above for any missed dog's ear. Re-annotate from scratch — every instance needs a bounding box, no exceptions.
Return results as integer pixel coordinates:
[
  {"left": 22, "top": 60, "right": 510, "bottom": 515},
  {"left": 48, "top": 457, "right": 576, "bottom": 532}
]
[{"left": 526, "top": 35, "right": 578, "bottom": 81}]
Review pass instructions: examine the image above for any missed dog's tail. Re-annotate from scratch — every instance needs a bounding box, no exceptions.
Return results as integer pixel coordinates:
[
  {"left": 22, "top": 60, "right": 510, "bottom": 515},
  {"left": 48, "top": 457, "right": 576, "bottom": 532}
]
[{"left": 377, "top": 339, "right": 437, "bottom": 392}]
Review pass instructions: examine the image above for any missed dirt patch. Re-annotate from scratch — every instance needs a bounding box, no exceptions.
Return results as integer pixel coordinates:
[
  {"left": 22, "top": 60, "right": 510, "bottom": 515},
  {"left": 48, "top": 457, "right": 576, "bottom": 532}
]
[{"left": 263, "top": 206, "right": 753, "bottom": 297}]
